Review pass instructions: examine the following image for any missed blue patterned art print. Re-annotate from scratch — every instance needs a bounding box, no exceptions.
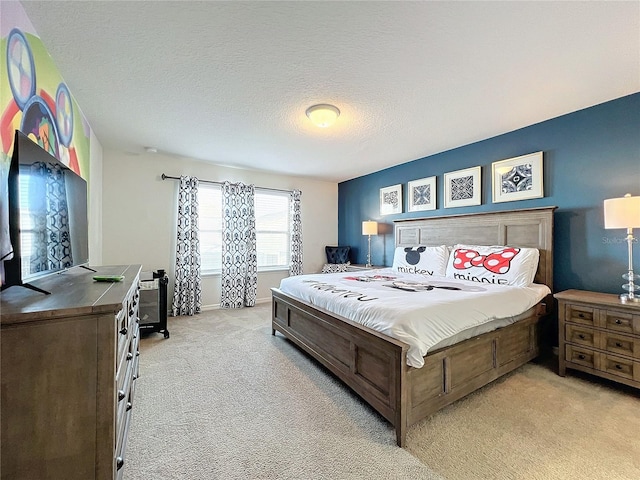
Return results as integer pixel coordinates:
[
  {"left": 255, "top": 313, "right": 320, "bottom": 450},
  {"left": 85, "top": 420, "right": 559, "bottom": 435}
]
[
  {"left": 384, "top": 191, "right": 399, "bottom": 208},
  {"left": 408, "top": 176, "right": 436, "bottom": 212},
  {"left": 414, "top": 185, "right": 431, "bottom": 205},
  {"left": 444, "top": 166, "right": 481, "bottom": 208},
  {"left": 500, "top": 163, "right": 533, "bottom": 193},
  {"left": 451, "top": 175, "right": 474, "bottom": 200}
]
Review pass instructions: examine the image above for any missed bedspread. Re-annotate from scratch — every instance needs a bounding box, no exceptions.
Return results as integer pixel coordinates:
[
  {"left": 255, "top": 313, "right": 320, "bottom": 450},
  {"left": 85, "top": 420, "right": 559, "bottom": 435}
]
[{"left": 278, "top": 268, "right": 550, "bottom": 368}]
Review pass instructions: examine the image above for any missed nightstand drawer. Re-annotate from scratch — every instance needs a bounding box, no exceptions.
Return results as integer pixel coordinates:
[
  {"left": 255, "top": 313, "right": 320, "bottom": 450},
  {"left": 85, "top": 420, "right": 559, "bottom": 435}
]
[
  {"left": 565, "top": 324, "right": 596, "bottom": 348},
  {"left": 601, "top": 353, "right": 638, "bottom": 381},
  {"left": 565, "top": 345, "right": 596, "bottom": 369},
  {"left": 600, "top": 331, "right": 640, "bottom": 358},
  {"left": 565, "top": 304, "right": 596, "bottom": 327},
  {"left": 602, "top": 310, "right": 639, "bottom": 334}
]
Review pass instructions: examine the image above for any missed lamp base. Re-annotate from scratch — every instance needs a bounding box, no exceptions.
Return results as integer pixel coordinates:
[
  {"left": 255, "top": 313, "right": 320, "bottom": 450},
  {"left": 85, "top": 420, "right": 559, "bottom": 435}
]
[{"left": 619, "top": 294, "right": 640, "bottom": 304}]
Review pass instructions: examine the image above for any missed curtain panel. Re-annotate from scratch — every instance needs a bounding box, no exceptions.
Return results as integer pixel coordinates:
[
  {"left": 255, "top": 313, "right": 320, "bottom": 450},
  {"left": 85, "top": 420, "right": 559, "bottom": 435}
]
[
  {"left": 289, "top": 189, "right": 303, "bottom": 276},
  {"left": 220, "top": 181, "right": 257, "bottom": 308},
  {"left": 171, "top": 176, "right": 202, "bottom": 316}
]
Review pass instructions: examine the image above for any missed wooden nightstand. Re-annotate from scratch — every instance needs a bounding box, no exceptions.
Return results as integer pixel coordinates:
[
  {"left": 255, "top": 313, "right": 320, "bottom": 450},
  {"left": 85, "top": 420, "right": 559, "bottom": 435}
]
[
  {"left": 554, "top": 289, "right": 640, "bottom": 389},
  {"left": 345, "top": 264, "right": 384, "bottom": 272}
]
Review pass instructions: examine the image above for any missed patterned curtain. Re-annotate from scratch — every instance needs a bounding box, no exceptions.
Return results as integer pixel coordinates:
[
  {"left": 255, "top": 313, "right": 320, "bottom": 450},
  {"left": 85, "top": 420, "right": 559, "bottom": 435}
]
[
  {"left": 289, "top": 189, "right": 303, "bottom": 276},
  {"left": 171, "top": 176, "right": 201, "bottom": 316},
  {"left": 29, "top": 162, "right": 72, "bottom": 272},
  {"left": 220, "top": 181, "right": 257, "bottom": 308}
]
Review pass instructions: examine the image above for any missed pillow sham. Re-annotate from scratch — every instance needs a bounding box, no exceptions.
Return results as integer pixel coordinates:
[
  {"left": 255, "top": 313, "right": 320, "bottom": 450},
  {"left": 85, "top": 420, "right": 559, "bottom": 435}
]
[
  {"left": 321, "top": 263, "right": 350, "bottom": 274},
  {"left": 392, "top": 245, "right": 448, "bottom": 276},
  {"left": 445, "top": 244, "right": 539, "bottom": 287}
]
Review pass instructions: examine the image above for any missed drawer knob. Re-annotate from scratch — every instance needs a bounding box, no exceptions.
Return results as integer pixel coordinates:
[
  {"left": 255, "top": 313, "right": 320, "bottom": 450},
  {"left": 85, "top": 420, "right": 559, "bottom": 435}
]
[
  {"left": 578, "top": 334, "right": 585, "bottom": 340},
  {"left": 615, "top": 342, "right": 623, "bottom": 348},
  {"left": 136, "top": 351, "right": 140, "bottom": 357},
  {"left": 126, "top": 402, "right": 132, "bottom": 411},
  {"left": 126, "top": 353, "right": 133, "bottom": 361},
  {"left": 116, "top": 457, "right": 124, "bottom": 470},
  {"left": 119, "top": 327, "right": 127, "bottom": 335},
  {"left": 578, "top": 354, "right": 586, "bottom": 360},
  {"left": 578, "top": 313, "right": 585, "bottom": 318},
  {"left": 615, "top": 319, "right": 622, "bottom": 325},
  {"left": 133, "top": 374, "right": 138, "bottom": 381},
  {"left": 615, "top": 364, "right": 623, "bottom": 370},
  {"left": 118, "top": 390, "right": 125, "bottom": 401}
]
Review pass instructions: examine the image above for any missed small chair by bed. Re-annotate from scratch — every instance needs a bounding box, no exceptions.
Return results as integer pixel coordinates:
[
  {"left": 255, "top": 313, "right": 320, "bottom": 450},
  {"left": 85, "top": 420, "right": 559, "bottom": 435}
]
[{"left": 322, "top": 245, "right": 351, "bottom": 273}]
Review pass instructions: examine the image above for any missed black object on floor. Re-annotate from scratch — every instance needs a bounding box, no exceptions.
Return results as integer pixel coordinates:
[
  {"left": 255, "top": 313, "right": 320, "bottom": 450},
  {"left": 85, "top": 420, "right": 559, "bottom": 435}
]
[{"left": 139, "top": 270, "right": 169, "bottom": 339}]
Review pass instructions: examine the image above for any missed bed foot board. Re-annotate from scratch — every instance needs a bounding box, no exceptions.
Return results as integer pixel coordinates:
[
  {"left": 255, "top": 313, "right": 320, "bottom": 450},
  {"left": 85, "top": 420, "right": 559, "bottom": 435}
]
[
  {"left": 271, "top": 288, "right": 409, "bottom": 440},
  {"left": 272, "top": 288, "right": 542, "bottom": 448}
]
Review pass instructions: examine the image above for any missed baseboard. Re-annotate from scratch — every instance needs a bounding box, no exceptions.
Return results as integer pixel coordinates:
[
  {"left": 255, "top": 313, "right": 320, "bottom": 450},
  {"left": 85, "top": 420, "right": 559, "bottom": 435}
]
[{"left": 200, "top": 296, "right": 272, "bottom": 311}]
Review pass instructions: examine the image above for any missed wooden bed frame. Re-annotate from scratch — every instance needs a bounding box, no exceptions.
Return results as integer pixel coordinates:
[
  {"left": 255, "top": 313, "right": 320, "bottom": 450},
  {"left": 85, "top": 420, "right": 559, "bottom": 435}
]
[{"left": 271, "top": 207, "right": 555, "bottom": 447}]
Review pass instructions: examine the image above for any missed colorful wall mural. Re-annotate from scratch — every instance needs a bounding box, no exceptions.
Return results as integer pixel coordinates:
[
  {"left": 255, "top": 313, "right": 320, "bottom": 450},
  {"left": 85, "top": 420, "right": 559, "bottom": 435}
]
[{"left": 1, "top": 1, "right": 92, "bottom": 265}]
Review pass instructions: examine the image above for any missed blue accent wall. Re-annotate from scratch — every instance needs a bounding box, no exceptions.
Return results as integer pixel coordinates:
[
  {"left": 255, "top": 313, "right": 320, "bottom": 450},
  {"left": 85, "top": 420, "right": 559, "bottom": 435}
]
[{"left": 338, "top": 93, "right": 640, "bottom": 294}]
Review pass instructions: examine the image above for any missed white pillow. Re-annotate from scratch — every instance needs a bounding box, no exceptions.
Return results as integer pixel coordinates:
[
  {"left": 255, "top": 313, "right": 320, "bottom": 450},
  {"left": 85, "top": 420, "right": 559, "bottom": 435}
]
[
  {"left": 392, "top": 245, "right": 448, "bottom": 276},
  {"left": 445, "top": 244, "right": 540, "bottom": 287}
]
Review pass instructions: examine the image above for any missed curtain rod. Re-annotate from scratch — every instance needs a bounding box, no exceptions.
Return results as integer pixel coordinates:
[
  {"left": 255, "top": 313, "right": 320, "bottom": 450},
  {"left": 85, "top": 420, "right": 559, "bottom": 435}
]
[{"left": 161, "top": 174, "right": 298, "bottom": 194}]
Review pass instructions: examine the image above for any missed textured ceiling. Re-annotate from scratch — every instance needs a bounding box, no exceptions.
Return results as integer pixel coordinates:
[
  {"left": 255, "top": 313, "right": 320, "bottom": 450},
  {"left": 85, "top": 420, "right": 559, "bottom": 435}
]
[{"left": 20, "top": 1, "right": 640, "bottom": 182}]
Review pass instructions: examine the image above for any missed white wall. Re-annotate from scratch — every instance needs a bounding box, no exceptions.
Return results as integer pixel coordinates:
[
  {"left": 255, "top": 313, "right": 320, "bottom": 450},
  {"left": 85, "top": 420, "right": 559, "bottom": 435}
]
[
  {"left": 101, "top": 150, "right": 338, "bottom": 307},
  {"left": 88, "top": 130, "right": 103, "bottom": 266}
]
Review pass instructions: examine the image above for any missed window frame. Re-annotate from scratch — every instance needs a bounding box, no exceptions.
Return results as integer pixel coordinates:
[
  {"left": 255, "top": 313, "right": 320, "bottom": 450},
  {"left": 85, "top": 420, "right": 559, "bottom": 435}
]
[{"left": 197, "top": 184, "right": 291, "bottom": 275}]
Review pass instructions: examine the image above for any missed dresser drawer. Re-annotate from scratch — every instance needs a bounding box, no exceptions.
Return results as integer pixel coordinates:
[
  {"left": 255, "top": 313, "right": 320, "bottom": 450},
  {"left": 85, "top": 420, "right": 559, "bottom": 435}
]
[
  {"left": 602, "top": 310, "right": 639, "bottom": 335},
  {"left": 565, "top": 345, "right": 596, "bottom": 369},
  {"left": 600, "top": 353, "right": 638, "bottom": 382},
  {"left": 565, "top": 324, "right": 596, "bottom": 348},
  {"left": 599, "top": 331, "right": 640, "bottom": 359},
  {"left": 565, "top": 304, "right": 596, "bottom": 327}
]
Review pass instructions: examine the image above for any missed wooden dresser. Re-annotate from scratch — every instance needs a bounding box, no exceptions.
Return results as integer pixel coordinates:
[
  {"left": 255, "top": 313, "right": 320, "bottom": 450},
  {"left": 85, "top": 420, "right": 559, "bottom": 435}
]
[
  {"left": 1, "top": 264, "right": 142, "bottom": 480},
  {"left": 555, "top": 289, "right": 640, "bottom": 388}
]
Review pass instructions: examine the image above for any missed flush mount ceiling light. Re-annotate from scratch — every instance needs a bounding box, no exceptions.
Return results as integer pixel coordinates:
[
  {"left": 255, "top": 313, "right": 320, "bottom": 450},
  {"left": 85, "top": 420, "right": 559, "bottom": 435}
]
[{"left": 305, "top": 104, "right": 340, "bottom": 128}]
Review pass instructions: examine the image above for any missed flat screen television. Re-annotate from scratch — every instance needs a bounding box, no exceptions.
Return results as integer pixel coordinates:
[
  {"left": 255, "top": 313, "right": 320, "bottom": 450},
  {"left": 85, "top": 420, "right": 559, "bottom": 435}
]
[{"left": 1, "top": 131, "right": 89, "bottom": 294}]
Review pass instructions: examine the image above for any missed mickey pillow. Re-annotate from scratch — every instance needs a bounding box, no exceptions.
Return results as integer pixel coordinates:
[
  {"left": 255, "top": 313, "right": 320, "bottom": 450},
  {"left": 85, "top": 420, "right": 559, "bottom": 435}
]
[
  {"left": 392, "top": 245, "right": 448, "bottom": 276},
  {"left": 445, "top": 244, "right": 540, "bottom": 287}
]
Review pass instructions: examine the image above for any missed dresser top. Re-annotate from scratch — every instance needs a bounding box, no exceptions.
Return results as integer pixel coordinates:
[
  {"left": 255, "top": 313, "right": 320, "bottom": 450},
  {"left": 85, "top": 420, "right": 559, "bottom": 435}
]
[
  {"left": 554, "top": 289, "right": 640, "bottom": 312},
  {"left": 1, "top": 264, "right": 142, "bottom": 325}
]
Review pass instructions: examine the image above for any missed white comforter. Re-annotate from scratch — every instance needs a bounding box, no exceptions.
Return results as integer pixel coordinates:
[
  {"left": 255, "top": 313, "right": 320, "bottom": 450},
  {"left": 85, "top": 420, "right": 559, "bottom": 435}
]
[{"left": 278, "top": 268, "right": 550, "bottom": 368}]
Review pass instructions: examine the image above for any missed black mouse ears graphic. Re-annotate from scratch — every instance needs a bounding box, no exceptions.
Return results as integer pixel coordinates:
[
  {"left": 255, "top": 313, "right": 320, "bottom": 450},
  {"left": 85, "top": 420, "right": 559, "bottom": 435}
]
[{"left": 404, "top": 246, "right": 426, "bottom": 265}]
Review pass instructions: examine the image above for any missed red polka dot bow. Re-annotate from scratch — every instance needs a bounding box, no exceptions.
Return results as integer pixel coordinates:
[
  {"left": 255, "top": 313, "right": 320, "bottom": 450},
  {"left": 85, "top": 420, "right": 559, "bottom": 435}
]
[{"left": 452, "top": 247, "right": 520, "bottom": 274}]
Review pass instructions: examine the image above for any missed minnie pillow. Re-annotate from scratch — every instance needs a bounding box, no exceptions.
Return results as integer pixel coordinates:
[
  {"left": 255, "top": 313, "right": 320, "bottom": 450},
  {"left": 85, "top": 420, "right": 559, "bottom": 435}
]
[
  {"left": 445, "top": 244, "right": 539, "bottom": 287},
  {"left": 392, "top": 245, "right": 448, "bottom": 276}
]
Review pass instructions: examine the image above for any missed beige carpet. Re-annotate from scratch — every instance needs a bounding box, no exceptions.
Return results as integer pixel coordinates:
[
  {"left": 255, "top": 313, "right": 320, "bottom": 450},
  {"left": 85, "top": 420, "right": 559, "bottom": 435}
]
[
  {"left": 407, "top": 359, "right": 640, "bottom": 480},
  {"left": 125, "top": 303, "right": 640, "bottom": 480},
  {"left": 125, "top": 303, "right": 441, "bottom": 480}
]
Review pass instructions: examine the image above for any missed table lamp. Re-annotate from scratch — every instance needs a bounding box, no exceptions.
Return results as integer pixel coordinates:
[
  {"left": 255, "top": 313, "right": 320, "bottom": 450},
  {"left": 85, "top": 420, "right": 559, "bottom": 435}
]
[
  {"left": 362, "top": 221, "right": 378, "bottom": 268},
  {"left": 604, "top": 194, "right": 640, "bottom": 302}
]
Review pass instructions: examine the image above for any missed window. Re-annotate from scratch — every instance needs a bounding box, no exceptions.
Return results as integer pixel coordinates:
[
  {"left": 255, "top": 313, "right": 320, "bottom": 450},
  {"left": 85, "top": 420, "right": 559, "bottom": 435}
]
[
  {"left": 198, "top": 185, "right": 222, "bottom": 274},
  {"left": 255, "top": 190, "right": 290, "bottom": 270},
  {"left": 198, "top": 185, "right": 291, "bottom": 273}
]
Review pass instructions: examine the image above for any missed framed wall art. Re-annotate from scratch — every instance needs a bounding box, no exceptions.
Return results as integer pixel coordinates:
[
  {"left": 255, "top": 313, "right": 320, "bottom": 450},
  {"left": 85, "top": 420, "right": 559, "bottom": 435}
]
[
  {"left": 492, "top": 151, "right": 543, "bottom": 203},
  {"left": 408, "top": 176, "right": 436, "bottom": 212},
  {"left": 444, "top": 166, "right": 481, "bottom": 208},
  {"left": 380, "top": 184, "right": 403, "bottom": 215}
]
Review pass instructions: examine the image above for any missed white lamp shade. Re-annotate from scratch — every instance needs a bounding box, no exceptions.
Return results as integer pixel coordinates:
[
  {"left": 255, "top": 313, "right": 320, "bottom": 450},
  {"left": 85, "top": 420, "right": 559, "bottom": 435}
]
[
  {"left": 604, "top": 195, "right": 640, "bottom": 229},
  {"left": 362, "top": 221, "right": 378, "bottom": 236},
  {"left": 306, "top": 104, "right": 340, "bottom": 128}
]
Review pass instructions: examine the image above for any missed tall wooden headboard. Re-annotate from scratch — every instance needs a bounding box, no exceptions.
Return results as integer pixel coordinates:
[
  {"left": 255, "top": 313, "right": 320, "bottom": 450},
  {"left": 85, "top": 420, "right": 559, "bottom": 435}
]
[{"left": 394, "top": 207, "right": 556, "bottom": 290}]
